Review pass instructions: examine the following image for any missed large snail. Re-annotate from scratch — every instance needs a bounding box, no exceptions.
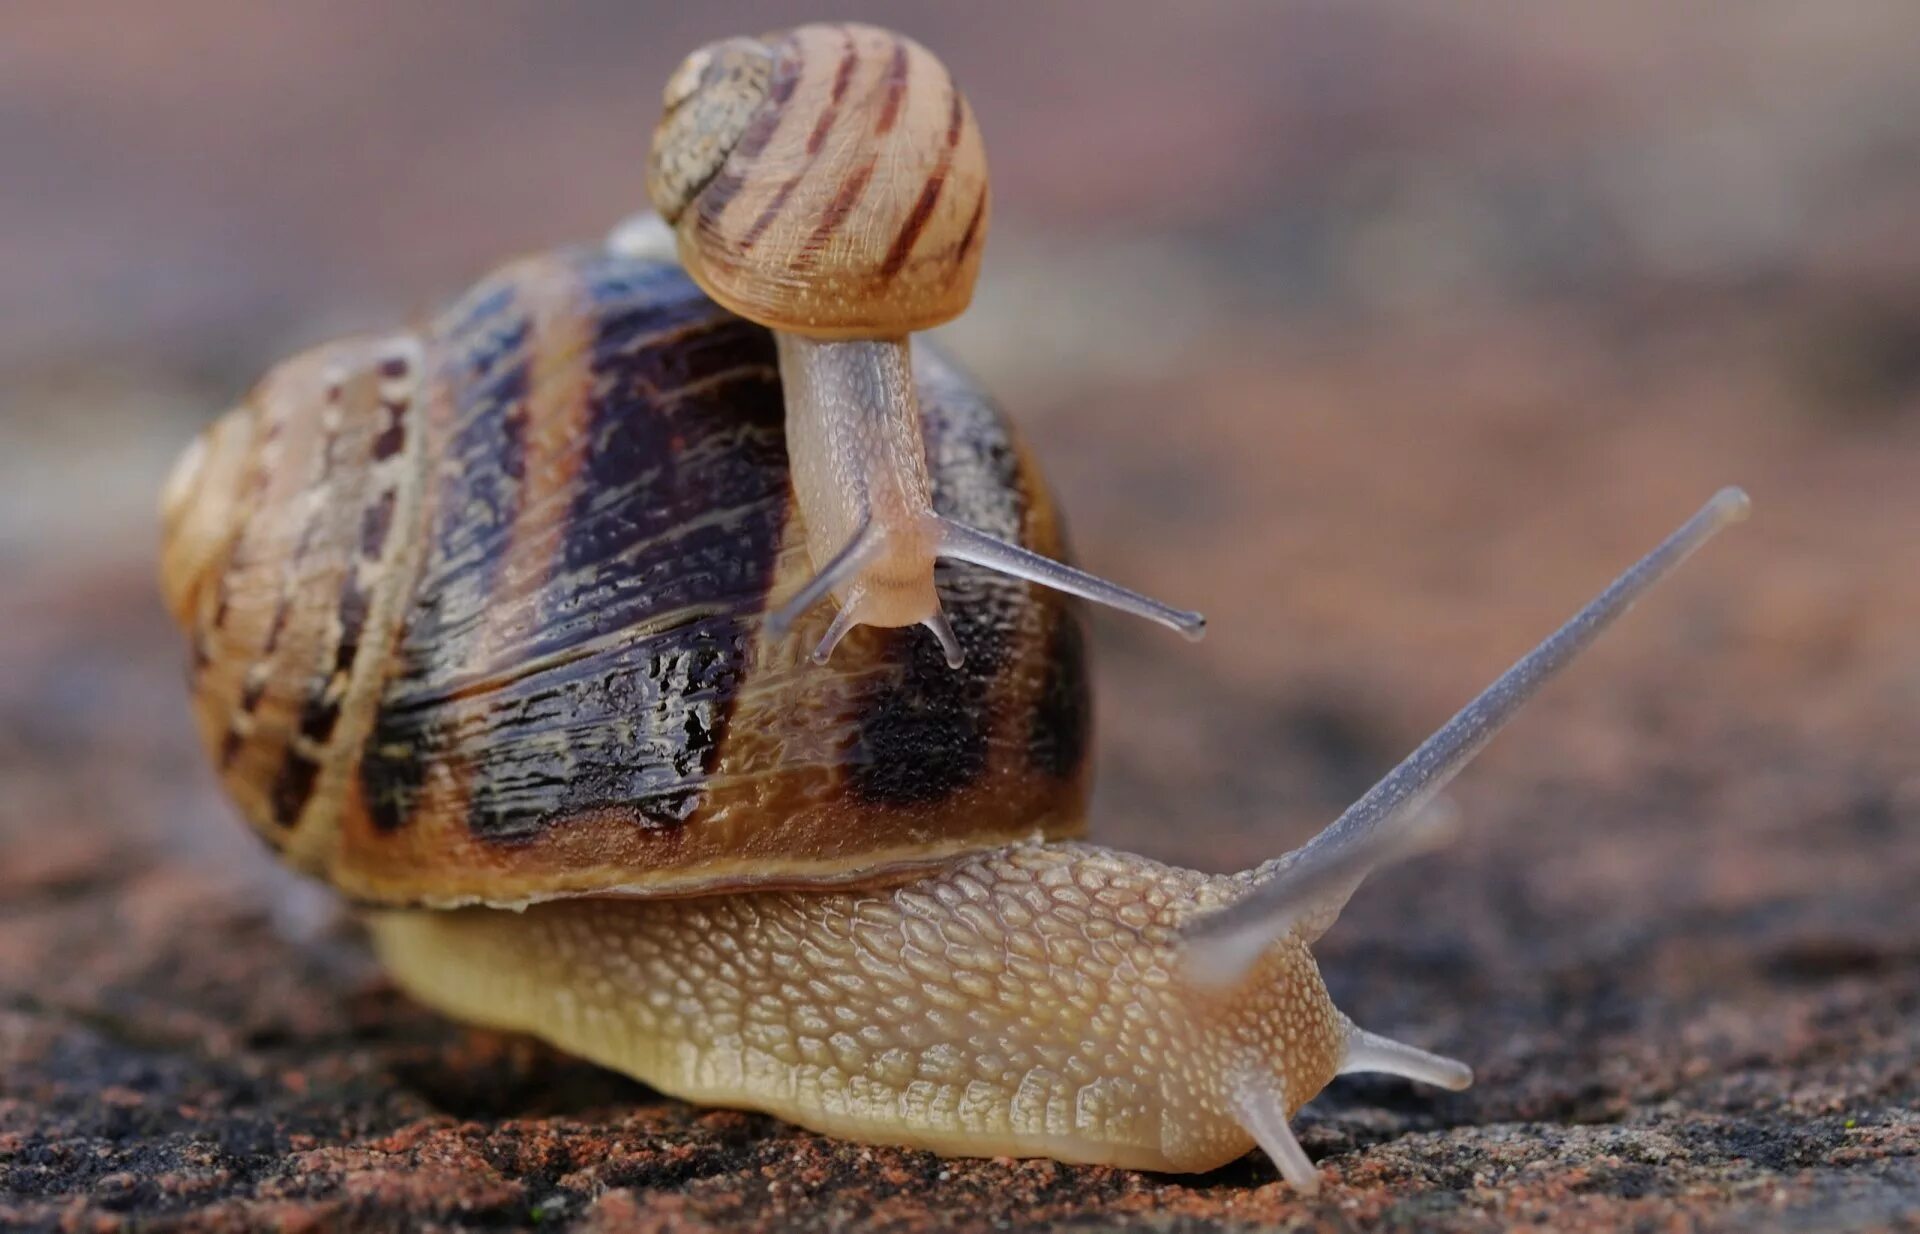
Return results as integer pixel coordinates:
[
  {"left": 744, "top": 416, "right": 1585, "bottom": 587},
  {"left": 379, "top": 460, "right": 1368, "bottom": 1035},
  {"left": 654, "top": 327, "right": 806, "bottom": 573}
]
[
  {"left": 158, "top": 23, "right": 1747, "bottom": 1187},
  {"left": 646, "top": 22, "right": 1205, "bottom": 667}
]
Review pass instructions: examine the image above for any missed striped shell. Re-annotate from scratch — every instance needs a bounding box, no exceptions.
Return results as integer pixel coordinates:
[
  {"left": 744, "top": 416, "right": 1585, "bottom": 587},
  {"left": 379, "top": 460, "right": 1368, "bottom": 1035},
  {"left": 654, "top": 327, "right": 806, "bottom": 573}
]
[
  {"left": 159, "top": 245, "right": 1086, "bottom": 908},
  {"left": 647, "top": 23, "right": 990, "bottom": 339}
]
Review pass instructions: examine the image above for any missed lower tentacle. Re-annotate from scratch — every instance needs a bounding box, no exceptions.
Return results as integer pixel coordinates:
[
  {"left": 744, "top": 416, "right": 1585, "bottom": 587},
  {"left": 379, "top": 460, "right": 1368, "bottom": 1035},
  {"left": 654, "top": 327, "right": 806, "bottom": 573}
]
[{"left": 1226, "top": 1069, "right": 1321, "bottom": 1193}]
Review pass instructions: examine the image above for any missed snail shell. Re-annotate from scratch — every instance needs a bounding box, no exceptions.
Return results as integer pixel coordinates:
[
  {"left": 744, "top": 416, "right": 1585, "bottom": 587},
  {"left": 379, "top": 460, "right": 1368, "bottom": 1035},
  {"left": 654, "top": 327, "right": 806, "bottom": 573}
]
[
  {"left": 159, "top": 245, "right": 1087, "bottom": 907},
  {"left": 644, "top": 24, "right": 1202, "bottom": 666},
  {"left": 649, "top": 23, "right": 989, "bottom": 338}
]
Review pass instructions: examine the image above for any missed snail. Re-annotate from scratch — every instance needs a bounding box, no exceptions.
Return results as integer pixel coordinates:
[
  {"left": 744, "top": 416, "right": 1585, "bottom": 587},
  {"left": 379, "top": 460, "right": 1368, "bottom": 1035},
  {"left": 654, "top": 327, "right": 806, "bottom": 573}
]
[
  {"left": 157, "top": 217, "right": 1747, "bottom": 1182},
  {"left": 645, "top": 22, "right": 1206, "bottom": 667}
]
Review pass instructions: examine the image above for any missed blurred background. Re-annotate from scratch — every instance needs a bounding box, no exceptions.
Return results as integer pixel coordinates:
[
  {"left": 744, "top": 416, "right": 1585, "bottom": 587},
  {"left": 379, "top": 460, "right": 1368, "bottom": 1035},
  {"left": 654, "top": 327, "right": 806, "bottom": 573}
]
[{"left": 3, "top": 3, "right": 1917, "bottom": 1229}]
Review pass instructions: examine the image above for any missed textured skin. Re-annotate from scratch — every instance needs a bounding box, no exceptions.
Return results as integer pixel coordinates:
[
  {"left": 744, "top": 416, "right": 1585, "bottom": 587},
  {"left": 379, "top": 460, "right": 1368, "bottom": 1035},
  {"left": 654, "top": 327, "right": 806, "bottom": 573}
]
[
  {"left": 654, "top": 23, "right": 990, "bottom": 337},
  {"left": 369, "top": 843, "right": 1349, "bottom": 1173},
  {"left": 158, "top": 247, "right": 1089, "bottom": 907},
  {"left": 778, "top": 334, "right": 948, "bottom": 628}
]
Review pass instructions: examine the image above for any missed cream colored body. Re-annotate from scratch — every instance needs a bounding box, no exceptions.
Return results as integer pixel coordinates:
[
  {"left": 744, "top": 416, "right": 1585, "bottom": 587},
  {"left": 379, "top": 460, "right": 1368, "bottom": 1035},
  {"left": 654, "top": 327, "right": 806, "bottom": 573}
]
[
  {"left": 776, "top": 335, "right": 945, "bottom": 633},
  {"left": 371, "top": 843, "right": 1347, "bottom": 1173}
]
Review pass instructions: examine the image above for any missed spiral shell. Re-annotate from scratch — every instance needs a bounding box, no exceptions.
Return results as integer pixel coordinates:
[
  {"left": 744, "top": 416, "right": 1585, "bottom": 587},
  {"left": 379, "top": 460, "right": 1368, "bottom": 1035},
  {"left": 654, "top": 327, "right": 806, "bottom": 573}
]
[
  {"left": 647, "top": 23, "right": 990, "bottom": 339},
  {"left": 161, "top": 245, "right": 1085, "bottom": 908}
]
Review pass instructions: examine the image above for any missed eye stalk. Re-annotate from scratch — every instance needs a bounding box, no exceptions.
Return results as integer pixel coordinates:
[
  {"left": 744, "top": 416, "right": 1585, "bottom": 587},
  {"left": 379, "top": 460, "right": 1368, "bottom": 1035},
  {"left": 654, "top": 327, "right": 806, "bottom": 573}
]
[
  {"left": 1182, "top": 487, "right": 1753, "bottom": 989},
  {"left": 648, "top": 22, "right": 1204, "bottom": 666}
]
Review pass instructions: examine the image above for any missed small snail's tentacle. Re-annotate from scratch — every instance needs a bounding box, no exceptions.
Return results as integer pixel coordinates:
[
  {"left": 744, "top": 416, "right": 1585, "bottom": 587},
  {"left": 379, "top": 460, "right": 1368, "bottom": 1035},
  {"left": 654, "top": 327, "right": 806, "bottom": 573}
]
[
  {"left": 1339, "top": 1025, "right": 1473, "bottom": 1091},
  {"left": 775, "top": 331, "right": 1205, "bottom": 660},
  {"left": 922, "top": 607, "right": 965, "bottom": 669},
  {"left": 933, "top": 518, "right": 1207, "bottom": 640},
  {"left": 1182, "top": 487, "right": 1752, "bottom": 988},
  {"left": 767, "top": 517, "right": 880, "bottom": 638},
  {"left": 1226, "top": 1070, "right": 1320, "bottom": 1193},
  {"left": 810, "top": 585, "right": 869, "bottom": 665}
]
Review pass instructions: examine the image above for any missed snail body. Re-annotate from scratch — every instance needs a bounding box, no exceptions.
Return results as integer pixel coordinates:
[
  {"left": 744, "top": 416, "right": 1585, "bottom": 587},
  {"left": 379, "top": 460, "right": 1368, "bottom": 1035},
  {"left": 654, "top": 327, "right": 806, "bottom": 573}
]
[
  {"left": 648, "top": 23, "right": 1206, "bottom": 665},
  {"left": 369, "top": 844, "right": 1359, "bottom": 1172},
  {"left": 159, "top": 28, "right": 1751, "bottom": 1186}
]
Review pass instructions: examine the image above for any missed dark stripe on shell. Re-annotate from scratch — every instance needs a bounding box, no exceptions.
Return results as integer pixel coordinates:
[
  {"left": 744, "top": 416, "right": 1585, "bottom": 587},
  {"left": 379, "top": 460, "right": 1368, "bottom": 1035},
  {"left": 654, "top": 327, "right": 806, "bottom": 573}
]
[
  {"left": 371, "top": 399, "right": 407, "bottom": 460},
  {"left": 455, "top": 255, "right": 787, "bottom": 842},
  {"left": 739, "top": 174, "right": 802, "bottom": 251},
  {"left": 333, "top": 570, "right": 371, "bottom": 677},
  {"left": 353, "top": 257, "right": 1085, "bottom": 855},
  {"left": 314, "top": 418, "right": 342, "bottom": 484},
  {"left": 955, "top": 189, "right": 987, "bottom": 265},
  {"left": 360, "top": 252, "right": 791, "bottom": 843},
  {"left": 282, "top": 521, "right": 377, "bottom": 801},
  {"left": 805, "top": 34, "right": 859, "bottom": 156},
  {"left": 830, "top": 30, "right": 858, "bottom": 103},
  {"left": 694, "top": 169, "right": 747, "bottom": 224},
  {"left": 744, "top": 34, "right": 862, "bottom": 249},
  {"left": 877, "top": 70, "right": 963, "bottom": 283},
  {"left": 878, "top": 172, "right": 945, "bottom": 280},
  {"left": 805, "top": 110, "right": 836, "bottom": 157},
  {"left": 358, "top": 270, "right": 533, "bottom": 832},
  {"left": 801, "top": 158, "right": 875, "bottom": 257},
  {"left": 361, "top": 699, "right": 420, "bottom": 835},
  {"left": 262, "top": 595, "right": 292, "bottom": 654},
  {"left": 359, "top": 488, "right": 397, "bottom": 560},
  {"left": 298, "top": 691, "right": 341, "bottom": 745},
  {"left": 836, "top": 618, "right": 993, "bottom": 806},
  {"left": 730, "top": 47, "right": 802, "bottom": 166},
  {"left": 269, "top": 751, "right": 322, "bottom": 828},
  {"left": 875, "top": 37, "right": 910, "bottom": 134}
]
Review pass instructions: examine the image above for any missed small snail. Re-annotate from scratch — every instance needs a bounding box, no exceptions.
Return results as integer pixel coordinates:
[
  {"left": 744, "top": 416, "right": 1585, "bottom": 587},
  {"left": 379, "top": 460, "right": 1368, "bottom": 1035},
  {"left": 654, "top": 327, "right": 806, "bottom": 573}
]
[
  {"left": 646, "top": 22, "right": 1205, "bottom": 667},
  {"left": 158, "top": 222, "right": 1747, "bottom": 1182}
]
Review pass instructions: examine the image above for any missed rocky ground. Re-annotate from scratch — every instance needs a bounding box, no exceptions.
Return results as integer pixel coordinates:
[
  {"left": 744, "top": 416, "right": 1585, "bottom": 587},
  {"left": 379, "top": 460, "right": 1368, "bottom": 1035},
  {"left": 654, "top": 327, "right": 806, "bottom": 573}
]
[{"left": 3, "top": 4, "right": 1918, "bottom": 1231}]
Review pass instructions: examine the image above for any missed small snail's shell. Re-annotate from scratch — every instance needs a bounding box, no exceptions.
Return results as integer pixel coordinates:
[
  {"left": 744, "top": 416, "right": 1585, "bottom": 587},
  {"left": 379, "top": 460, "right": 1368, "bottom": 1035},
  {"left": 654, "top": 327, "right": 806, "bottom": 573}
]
[
  {"left": 648, "top": 23, "right": 990, "bottom": 339},
  {"left": 161, "top": 246, "right": 1085, "bottom": 907}
]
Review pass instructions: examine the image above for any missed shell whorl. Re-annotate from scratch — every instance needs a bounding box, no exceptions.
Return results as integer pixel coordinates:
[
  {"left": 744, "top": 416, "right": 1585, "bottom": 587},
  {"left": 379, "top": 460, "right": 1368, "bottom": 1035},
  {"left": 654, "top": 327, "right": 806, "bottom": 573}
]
[
  {"left": 160, "top": 333, "right": 428, "bottom": 871},
  {"left": 647, "top": 36, "right": 776, "bottom": 225},
  {"left": 163, "top": 246, "right": 1086, "bottom": 908},
  {"left": 647, "top": 22, "right": 991, "bottom": 339}
]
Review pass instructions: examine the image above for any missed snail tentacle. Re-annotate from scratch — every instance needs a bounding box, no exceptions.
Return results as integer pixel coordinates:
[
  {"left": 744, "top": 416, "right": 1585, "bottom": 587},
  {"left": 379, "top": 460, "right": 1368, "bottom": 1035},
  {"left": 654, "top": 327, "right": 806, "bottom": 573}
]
[
  {"left": 810, "top": 584, "right": 870, "bottom": 665},
  {"left": 766, "top": 515, "right": 881, "bottom": 638},
  {"left": 1182, "top": 488, "right": 1753, "bottom": 988},
  {"left": 921, "top": 605, "right": 965, "bottom": 669},
  {"left": 933, "top": 517, "right": 1207, "bottom": 641},
  {"left": 1226, "top": 1069, "right": 1321, "bottom": 1193},
  {"left": 1339, "top": 1025, "right": 1473, "bottom": 1091},
  {"left": 772, "top": 331, "right": 1205, "bottom": 659}
]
